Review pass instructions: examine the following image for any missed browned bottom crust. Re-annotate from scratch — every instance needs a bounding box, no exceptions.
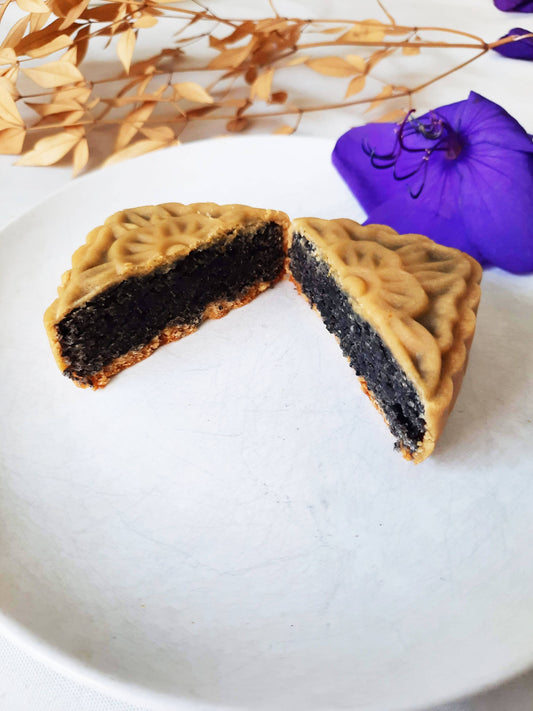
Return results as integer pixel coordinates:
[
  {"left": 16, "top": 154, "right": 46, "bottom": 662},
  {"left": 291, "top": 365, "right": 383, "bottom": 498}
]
[{"left": 69, "top": 277, "right": 281, "bottom": 389}]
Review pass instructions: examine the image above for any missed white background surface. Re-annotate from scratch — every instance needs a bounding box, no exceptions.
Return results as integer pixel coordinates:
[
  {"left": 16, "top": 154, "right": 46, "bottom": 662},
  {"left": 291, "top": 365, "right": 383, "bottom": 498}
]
[{"left": 0, "top": 1, "right": 532, "bottom": 710}]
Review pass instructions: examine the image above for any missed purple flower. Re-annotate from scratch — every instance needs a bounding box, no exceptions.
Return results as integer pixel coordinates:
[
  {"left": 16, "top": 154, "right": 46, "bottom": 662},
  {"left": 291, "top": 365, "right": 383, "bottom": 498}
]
[
  {"left": 493, "top": 28, "right": 533, "bottom": 60},
  {"left": 494, "top": 0, "right": 533, "bottom": 11},
  {"left": 332, "top": 92, "right": 533, "bottom": 274}
]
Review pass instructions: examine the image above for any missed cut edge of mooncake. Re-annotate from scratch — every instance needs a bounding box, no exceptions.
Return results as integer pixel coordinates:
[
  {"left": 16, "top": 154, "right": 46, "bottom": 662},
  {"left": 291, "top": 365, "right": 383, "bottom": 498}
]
[
  {"left": 288, "top": 216, "right": 482, "bottom": 463},
  {"left": 44, "top": 202, "right": 290, "bottom": 389}
]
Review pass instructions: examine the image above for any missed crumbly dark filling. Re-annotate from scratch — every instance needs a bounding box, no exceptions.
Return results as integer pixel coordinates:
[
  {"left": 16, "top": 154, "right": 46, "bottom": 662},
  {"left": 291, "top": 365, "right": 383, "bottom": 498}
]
[
  {"left": 56, "top": 222, "right": 285, "bottom": 383},
  {"left": 289, "top": 233, "right": 426, "bottom": 454}
]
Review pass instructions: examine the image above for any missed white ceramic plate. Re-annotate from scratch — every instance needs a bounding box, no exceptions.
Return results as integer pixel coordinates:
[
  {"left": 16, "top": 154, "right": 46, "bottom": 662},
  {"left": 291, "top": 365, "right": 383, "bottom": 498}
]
[{"left": 0, "top": 136, "right": 532, "bottom": 711}]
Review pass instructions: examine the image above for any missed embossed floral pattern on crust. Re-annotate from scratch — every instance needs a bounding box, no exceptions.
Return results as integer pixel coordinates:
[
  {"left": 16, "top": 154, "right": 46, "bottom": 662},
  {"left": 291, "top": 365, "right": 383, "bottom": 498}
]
[
  {"left": 291, "top": 217, "right": 480, "bottom": 400},
  {"left": 46, "top": 203, "right": 289, "bottom": 324}
]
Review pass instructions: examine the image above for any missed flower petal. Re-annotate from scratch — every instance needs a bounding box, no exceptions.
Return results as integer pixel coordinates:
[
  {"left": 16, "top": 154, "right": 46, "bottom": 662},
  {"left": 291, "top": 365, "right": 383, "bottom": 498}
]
[
  {"left": 438, "top": 91, "right": 533, "bottom": 154},
  {"left": 333, "top": 92, "right": 533, "bottom": 273},
  {"left": 493, "top": 28, "right": 533, "bottom": 60},
  {"left": 494, "top": 0, "right": 533, "bottom": 11},
  {"left": 364, "top": 196, "right": 490, "bottom": 266},
  {"left": 459, "top": 151, "right": 533, "bottom": 273}
]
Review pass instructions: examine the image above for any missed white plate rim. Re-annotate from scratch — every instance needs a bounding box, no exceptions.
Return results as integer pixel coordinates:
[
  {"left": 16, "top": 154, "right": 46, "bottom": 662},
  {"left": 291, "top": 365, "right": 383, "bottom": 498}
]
[{"left": 0, "top": 134, "right": 531, "bottom": 711}]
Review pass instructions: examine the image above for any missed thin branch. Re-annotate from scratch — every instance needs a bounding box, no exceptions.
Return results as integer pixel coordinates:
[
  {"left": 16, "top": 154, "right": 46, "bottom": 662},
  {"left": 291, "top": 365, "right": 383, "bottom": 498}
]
[
  {"left": 376, "top": 0, "right": 396, "bottom": 25},
  {"left": 298, "top": 39, "right": 486, "bottom": 50},
  {"left": 268, "top": 0, "right": 279, "bottom": 18},
  {"left": 488, "top": 32, "right": 533, "bottom": 49},
  {"left": 409, "top": 47, "right": 488, "bottom": 93},
  {"left": 25, "top": 44, "right": 489, "bottom": 134},
  {"left": 3, "top": 0, "right": 507, "bottom": 170}
]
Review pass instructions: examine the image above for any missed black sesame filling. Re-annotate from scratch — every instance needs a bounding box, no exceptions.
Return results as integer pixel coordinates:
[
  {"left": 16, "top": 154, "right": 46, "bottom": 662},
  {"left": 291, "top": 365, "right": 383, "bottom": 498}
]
[
  {"left": 289, "top": 233, "right": 426, "bottom": 454},
  {"left": 56, "top": 222, "right": 285, "bottom": 383}
]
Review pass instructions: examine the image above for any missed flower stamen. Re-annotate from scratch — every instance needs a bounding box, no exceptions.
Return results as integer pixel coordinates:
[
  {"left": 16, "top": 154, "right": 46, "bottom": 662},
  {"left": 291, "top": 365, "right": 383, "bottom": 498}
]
[{"left": 362, "top": 109, "right": 465, "bottom": 198}]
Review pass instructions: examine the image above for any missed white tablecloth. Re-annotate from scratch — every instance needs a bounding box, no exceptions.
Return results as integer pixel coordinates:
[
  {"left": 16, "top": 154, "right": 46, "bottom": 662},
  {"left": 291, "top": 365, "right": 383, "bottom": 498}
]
[{"left": 1, "top": 0, "right": 532, "bottom": 708}]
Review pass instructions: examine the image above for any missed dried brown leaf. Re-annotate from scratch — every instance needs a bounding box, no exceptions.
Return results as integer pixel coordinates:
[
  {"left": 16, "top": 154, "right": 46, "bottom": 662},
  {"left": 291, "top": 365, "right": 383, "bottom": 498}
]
[
  {"left": 117, "top": 27, "right": 136, "bottom": 74},
  {"left": 384, "top": 25, "right": 412, "bottom": 36},
  {"left": 48, "top": 0, "right": 76, "bottom": 18},
  {"left": 16, "top": 127, "right": 83, "bottom": 166},
  {"left": 402, "top": 45, "right": 420, "bottom": 56},
  {"left": 366, "top": 84, "right": 394, "bottom": 113},
  {"left": 274, "top": 124, "right": 294, "bottom": 135},
  {"left": 16, "top": 19, "right": 78, "bottom": 55},
  {"left": 250, "top": 68, "right": 273, "bottom": 101},
  {"left": 26, "top": 99, "right": 82, "bottom": 116},
  {"left": 139, "top": 125, "right": 174, "bottom": 142},
  {"left": 133, "top": 57, "right": 166, "bottom": 78},
  {"left": 143, "top": 84, "right": 166, "bottom": 101},
  {"left": 345, "top": 74, "right": 366, "bottom": 98},
  {"left": 208, "top": 42, "right": 253, "bottom": 70},
  {"left": 306, "top": 56, "right": 357, "bottom": 78},
  {"left": 226, "top": 117, "right": 248, "bottom": 132},
  {"left": 255, "top": 18, "right": 289, "bottom": 33},
  {"left": 136, "top": 74, "right": 154, "bottom": 96},
  {"left": 0, "top": 126, "right": 25, "bottom": 153},
  {"left": 252, "top": 23, "right": 303, "bottom": 64},
  {"left": 320, "top": 26, "right": 349, "bottom": 35},
  {"left": 112, "top": 94, "right": 147, "bottom": 107},
  {"left": 58, "top": 0, "right": 90, "bottom": 28},
  {"left": 33, "top": 107, "right": 84, "bottom": 126},
  {"left": 270, "top": 91, "right": 287, "bottom": 104},
  {"left": 0, "top": 0, "right": 14, "bottom": 23},
  {"left": 218, "top": 21, "right": 255, "bottom": 45},
  {"left": 339, "top": 21, "right": 386, "bottom": 43},
  {"left": 185, "top": 105, "right": 216, "bottom": 119},
  {"left": 174, "top": 81, "right": 213, "bottom": 104},
  {"left": 0, "top": 48, "right": 17, "bottom": 65},
  {"left": 285, "top": 54, "right": 310, "bottom": 67},
  {"left": 219, "top": 98, "right": 247, "bottom": 108},
  {"left": 29, "top": 9, "right": 50, "bottom": 32},
  {"left": 0, "top": 79, "right": 24, "bottom": 126},
  {"left": 54, "top": 85, "right": 91, "bottom": 103},
  {"left": 22, "top": 60, "right": 84, "bottom": 87},
  {"left": 115, "top": 101, "right": 155, "bottom": 151},
  {"left": 83, "top": 2, "right": 122, "bottom": 22},
  {"left": 244, "top": 65, "right": 257, "bottom": 84},
  {"left": 73, "top": 25, "right": 90, "bottom": 64},
  {"left": 105, "top": 4, "right": 127, "bottom": 36},
  {"left": 61, "top": 45, "right": 78, "bottom": 63},
  {"left": 104, "top": 138, "right": 170, "bottom": 167},
  {"left": 0, "top": 70, "right": 19, "bottom": 95},
  {"left": 208, "top": 35, "right": 225, "bottom": 51},
  {"left": 366, "top": 48, "right": 395, "bottom": 71},
  {"left": 72, "top": 136, "right": 88, "bottom": 175},
  {"left": 345, "top": 54, "right": 366, "bottom": 72},
  {"left": 16, "top": 0, "right": 47, "bottom": 13},
  {"left": 133, "top": 14, "right": 157, "bottom": 29},
  {"left": 237, "top": 98, "right": 251, "bottom": 117},
  {"left": 376, "top": 108, "right": 406, "bottom": 123},
  {"left": 1, "top": 15, "right": 29, "bottom": 49},
  {"left": 27, "top": 33, "right": 72, "bottom": 58}
]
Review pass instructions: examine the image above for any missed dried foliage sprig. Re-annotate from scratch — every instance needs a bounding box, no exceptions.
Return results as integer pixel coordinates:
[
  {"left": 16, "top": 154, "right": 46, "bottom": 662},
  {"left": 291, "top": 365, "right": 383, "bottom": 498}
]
[{"left": 0, "top": 0, "right": 529, "bottom": 174}]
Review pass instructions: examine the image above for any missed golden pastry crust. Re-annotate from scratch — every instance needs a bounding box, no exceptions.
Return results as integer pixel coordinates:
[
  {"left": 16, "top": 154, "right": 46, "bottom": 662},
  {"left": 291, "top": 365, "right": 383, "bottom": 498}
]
[
  {"left": 44, "top": 202, "right": 290, "bottom": 382},
  {"left": 45, "top": 202, "right": 290, "bottom": 326},
  {"left": 289, "top": 217, "right": 482, "bottom": 463}
]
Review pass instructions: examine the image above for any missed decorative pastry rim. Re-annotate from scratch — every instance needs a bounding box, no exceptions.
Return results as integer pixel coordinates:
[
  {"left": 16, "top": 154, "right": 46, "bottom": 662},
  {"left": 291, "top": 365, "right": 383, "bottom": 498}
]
[
  {"left": 44, "top": 202, "right": 290, "bottom": 380},
  {"left": 289, "top": 217, "right": 482, "bottom": 463}
]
